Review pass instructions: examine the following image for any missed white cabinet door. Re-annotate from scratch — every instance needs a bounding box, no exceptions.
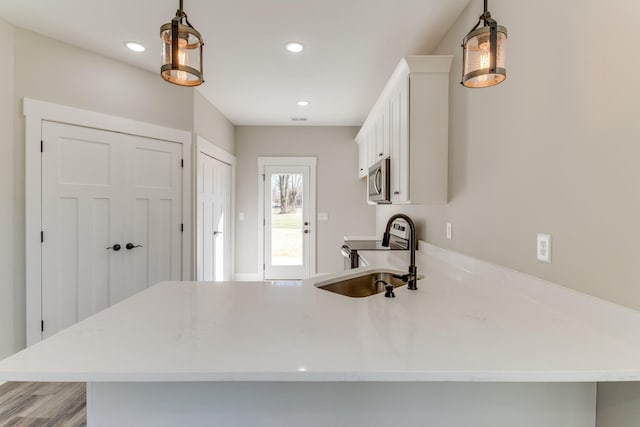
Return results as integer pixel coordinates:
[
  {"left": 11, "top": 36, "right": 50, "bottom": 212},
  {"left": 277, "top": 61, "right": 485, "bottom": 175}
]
[
  {"left": 374, "top": 116, "right": 384, "bottom": 162},
  {"left": 357, "top": 138, "right": 368, "bottom": 179},
  {"left": 381, "top": 105, "right": 391, "bottom": 159},
  {"left": 367, "top": 126, "right": 377, "bottom": 168},
  {"left": 390, "top": 77, "right": 410, "bottom": 203},
  {"left": 41, "top": 121, "right": 183, "bottom": 338}
]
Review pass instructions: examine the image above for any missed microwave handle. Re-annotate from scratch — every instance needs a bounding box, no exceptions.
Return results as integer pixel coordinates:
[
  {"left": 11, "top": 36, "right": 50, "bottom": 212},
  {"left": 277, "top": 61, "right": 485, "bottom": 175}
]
[{"left": 373, "top": 169, "right": 382, "bottom": 195}]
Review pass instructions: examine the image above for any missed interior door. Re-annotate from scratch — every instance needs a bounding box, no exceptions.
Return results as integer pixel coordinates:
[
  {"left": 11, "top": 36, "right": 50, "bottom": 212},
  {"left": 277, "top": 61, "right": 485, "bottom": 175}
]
[
  {"left": 121, "top": 135, "right": 183, "bottom": 298},
  {"left": 197, "top": 153, "right": 232, "bottom": 281},
  {"left": 41, "top": 121, "right": 182, "bottom": 338},
  {"left": 41, "top": 122, "right": 125, "bottom": 335},
  {"left": 263, "top": 165, "right": 312, "bottom": 280}
]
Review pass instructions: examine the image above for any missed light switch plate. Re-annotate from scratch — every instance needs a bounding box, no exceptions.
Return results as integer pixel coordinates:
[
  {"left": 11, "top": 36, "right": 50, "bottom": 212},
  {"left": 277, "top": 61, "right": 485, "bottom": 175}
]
[
  {"left": 446, "top": 222, "right": 452, "bottom": 240},
  {"left": 537, "top": 233, "right": 551, "bottom": 263},
  {"left": 318, "top": 212, "right": 329, "bottom": 221},
  {"left": 238, "top": 212, "right": 245, "bottom": 222}
]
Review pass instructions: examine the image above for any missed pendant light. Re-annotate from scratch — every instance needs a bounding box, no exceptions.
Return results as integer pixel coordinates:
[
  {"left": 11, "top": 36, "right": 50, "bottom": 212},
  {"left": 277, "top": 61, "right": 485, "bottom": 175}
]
[
  {"left": 461, "top": 0, "right": 507, "bottom": 88},
  {"left": 160, "top": 0, "right": 204, "bottom": 86}
]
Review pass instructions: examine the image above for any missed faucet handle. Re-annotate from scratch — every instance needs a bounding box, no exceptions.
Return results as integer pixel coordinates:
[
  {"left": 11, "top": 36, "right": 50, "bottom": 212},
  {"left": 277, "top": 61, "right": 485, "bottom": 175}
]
[{"left": 392, "top": 273, "right": 411, "bottom": 283}]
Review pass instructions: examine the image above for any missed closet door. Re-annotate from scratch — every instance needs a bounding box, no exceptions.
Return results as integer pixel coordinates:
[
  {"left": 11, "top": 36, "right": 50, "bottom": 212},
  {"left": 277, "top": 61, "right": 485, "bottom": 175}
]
[
  {"left": 41, "top": 122, "right": 182, "bottom": 338},
  {"left": 121, "top": 134, "right": 183, "bottom": 297}
]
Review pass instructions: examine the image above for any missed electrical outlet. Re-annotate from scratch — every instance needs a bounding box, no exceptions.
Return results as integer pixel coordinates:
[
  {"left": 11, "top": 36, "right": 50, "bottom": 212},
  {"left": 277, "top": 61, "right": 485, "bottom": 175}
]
[
  {"left": 446, "top": 222, "right": 452, "bottom": 240},
  {"left": 537, "top": 233, "right": 551, "bottom": 263}
]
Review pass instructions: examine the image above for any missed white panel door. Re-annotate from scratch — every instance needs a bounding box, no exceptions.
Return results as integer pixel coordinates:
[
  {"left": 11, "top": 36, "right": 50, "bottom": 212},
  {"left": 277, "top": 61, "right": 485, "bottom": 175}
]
[
  {"left": 41, "top": 121, "right": 182, "bottom": 338},
  {"left": 197, "top": 154, "right": 232, "bottom": 281},
  {"left": 122, "top": 136, "right": 183, "bottom": 297},
  {"left": 263, "top": 165, "right": 313, "bottom": 280}
]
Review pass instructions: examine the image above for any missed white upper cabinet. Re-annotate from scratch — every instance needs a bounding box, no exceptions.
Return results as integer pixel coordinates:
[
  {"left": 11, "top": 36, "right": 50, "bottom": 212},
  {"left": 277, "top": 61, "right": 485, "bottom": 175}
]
[{"left": 355, "top": 55, "right": 453, "bottom": 204}]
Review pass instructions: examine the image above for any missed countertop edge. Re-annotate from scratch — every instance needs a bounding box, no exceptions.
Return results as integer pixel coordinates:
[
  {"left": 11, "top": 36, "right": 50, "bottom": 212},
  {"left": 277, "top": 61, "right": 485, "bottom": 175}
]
[{"left": 5, "top": 370, "right": 640, "bottom": 383}]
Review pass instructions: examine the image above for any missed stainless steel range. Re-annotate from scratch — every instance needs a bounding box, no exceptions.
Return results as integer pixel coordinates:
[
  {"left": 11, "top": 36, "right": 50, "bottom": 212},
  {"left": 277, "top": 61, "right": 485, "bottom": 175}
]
[{"left": 341, "top": 219, "right": 411, "bottom": 270}]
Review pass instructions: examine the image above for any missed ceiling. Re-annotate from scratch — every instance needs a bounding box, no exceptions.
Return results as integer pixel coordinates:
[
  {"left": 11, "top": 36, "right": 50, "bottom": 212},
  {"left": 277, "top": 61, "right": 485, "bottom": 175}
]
[{"left": 0, "top": 0, "right": 471, "bottom": 126}]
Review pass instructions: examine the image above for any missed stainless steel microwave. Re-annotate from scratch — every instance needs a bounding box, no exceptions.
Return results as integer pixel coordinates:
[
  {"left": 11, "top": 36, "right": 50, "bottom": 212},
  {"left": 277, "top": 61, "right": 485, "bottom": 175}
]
[{"left": 368, "top": 158, "right": 391, "bottom": 203}]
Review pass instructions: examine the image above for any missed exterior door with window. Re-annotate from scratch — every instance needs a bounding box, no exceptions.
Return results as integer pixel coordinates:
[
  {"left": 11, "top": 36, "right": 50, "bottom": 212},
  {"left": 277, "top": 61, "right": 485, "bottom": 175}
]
[{"left": 261, "top": 158, "right": 316, "bottom": 280}]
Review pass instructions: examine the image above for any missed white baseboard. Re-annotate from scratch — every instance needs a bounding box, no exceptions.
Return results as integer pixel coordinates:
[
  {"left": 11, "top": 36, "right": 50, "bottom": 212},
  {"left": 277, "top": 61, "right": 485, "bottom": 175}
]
[
  {"left": 311, "top": 272, "right": 331, "bottom": 278},
  {"left": 234, "top": 273, "right": 263, "bottom": 281},
  {"left": 233, "top": 273, "right": 330, "bottom": 282},
  {"left": 234, "top": 273, "right": 331, "bottom": 281}
]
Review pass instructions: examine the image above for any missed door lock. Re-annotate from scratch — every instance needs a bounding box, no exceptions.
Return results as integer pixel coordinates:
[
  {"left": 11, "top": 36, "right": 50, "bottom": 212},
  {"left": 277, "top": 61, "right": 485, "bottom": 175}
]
[
  {"left": 106, "top": 244, "right": 121, "bottom": 251},
  {"left": 125, "top": 243, "right": 143, "bottom": 250}
]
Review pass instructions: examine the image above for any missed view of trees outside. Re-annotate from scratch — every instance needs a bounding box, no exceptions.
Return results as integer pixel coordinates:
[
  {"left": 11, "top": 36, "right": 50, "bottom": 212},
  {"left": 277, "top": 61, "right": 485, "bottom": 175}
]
[{"left": 270, "top": 174, "right": 303, "bottom": 266}]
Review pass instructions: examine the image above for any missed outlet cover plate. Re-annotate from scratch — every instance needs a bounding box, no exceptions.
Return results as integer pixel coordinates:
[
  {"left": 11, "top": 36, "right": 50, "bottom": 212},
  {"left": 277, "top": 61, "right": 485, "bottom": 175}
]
[{"left": 537, "top": 233, "right": 551, "bottom": 263}]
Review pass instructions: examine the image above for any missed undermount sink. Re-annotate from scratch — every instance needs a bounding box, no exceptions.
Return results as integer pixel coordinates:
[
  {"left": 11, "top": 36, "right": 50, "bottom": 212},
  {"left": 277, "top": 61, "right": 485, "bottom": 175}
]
[{"left": 315, "top": 270, "right": 415, "bottom": 298}]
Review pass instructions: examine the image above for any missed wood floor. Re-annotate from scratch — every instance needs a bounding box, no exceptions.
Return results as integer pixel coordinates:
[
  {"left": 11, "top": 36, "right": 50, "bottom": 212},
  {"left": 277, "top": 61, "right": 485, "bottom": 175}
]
[{"left": 0, "top": 382, "right": 86, "bottom": 427}]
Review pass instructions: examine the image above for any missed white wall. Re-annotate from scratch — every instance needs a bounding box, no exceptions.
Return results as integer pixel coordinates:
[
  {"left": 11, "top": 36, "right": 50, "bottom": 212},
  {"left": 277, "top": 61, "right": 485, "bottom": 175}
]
[
  {"left": 14, "top": 29, "right": 194, "bottom": 132},
  {"left": 377, "top": 0, "right": 640, "bottom": 312},
  {"left": 194, "top": 91, "right": 235, "bottom": 155},
  {"left": 235, "top": 126, "right": 375, "bottom": 276},
  {"left": 0, "top": 18, "right": 17, "bottom": 360}
]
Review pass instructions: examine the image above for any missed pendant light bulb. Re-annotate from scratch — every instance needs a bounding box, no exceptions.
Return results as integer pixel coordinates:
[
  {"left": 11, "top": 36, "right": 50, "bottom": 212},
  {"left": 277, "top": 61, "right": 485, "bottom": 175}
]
[
  {"left": 160, "top": 0, "right": 204, "bottom": 87},
  {"left": 461, "top": 0, "right": 507, "bottom": 88}
]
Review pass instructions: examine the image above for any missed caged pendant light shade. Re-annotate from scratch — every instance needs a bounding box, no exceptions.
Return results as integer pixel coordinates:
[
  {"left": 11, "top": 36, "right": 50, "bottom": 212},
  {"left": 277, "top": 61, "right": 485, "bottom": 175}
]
[
  {"left": 461, "top": 0, "right": 507, "bottom": 88},
  {"left": 160, "top": 0, "right": 204, "bottom": 87}
]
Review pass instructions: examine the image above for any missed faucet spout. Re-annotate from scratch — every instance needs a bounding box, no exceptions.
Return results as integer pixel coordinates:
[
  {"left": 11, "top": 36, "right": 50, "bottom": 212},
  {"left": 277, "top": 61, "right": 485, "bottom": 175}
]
[{"left": 381, "top": 214, "right": 418, "bottom": 290}]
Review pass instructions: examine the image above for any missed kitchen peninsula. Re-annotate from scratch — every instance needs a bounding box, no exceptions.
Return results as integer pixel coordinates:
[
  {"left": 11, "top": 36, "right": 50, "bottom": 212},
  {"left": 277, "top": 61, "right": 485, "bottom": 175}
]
[{"left": 1, "top": 242, "right": 640, "bottom": 426}]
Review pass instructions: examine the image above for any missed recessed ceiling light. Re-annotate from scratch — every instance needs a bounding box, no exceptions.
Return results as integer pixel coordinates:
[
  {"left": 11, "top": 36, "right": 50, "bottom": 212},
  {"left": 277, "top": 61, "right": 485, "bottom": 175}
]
[
  {"left": 125, "top": 42, "right": 146, "bottom": 53},
  {"left": 297, "top": 100, "right": 310, "bottom": 107},
  {"left": 285, "top": 42, "right": 304, "bottom": 53}
]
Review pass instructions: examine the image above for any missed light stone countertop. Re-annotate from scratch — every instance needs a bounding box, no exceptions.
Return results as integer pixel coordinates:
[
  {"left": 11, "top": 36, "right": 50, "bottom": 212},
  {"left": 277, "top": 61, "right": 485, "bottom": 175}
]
[{"left": 1, "top": 242, "right": 640, "bottom": 383}]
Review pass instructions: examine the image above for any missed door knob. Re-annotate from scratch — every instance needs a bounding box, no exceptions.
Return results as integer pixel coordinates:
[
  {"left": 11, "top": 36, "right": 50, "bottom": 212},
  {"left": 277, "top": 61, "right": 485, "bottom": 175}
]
[
  {"left": 304, "top": 230, "right": 310, "bottom": 234},
  {"left": 125, "top": 243, "right": 143, "bottom": 250},
  {"left": 106, "top": 244, "right": 121, "bottom": 251},
  {"left": 304, "top": 222, "right": 309, "bottom": 226},
  {"left": 213, "top": 231, "right": 223, "bottom": 236}
]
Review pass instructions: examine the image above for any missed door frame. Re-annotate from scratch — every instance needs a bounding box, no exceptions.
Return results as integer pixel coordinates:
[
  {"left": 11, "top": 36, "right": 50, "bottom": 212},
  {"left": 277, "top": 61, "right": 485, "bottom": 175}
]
[
  {"left": 257, "top": 157, "right": 317, "bottom": 280},
  {"left": 24, "top": 98, "right": 192, "bottom": 346},
  {"left": 195, "top": 135, "right": 236, "bottom": 281}
]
